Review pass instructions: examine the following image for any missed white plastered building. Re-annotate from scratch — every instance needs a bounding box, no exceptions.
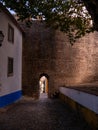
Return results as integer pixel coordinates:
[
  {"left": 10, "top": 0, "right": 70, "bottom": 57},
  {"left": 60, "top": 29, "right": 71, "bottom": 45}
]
[{"left": 0, "top": 3, "right": 23, "bottom": 108}]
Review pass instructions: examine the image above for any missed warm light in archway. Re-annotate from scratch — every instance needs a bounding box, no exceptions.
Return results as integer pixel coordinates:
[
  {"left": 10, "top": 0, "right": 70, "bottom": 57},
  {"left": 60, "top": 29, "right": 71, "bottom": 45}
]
[{"left": 39, "top": 76, "right": 48, "bottom": 97}]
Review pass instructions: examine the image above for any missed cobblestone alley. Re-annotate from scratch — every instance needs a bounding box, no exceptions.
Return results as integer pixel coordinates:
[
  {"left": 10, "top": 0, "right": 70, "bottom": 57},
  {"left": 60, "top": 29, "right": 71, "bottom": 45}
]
[{"left": 0, "top": 94, "right": 91, "bottom": 130}]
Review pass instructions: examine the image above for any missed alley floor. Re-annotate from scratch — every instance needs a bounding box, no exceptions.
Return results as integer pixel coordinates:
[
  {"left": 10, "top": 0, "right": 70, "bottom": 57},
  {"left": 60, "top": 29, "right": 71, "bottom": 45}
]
[{"left": 0, "top": 94, "right": 91, "bottom": 130}]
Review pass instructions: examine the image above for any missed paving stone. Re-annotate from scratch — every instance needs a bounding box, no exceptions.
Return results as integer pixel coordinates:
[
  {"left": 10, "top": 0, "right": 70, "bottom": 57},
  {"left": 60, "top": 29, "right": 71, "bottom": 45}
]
[{"left": 0, "top": 96, "right": 91, "bottom": 130}]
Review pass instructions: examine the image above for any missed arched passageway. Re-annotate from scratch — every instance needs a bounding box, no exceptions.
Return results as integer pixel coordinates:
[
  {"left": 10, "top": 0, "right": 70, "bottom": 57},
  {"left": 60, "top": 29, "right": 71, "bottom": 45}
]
[{"left": 39, "top": 74, "right": 49, "bottom": 99}]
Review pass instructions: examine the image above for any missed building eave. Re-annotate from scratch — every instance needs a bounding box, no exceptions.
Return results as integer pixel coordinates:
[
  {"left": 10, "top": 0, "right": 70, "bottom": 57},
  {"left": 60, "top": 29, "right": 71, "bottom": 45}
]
[{"left": 0, "top": 3, "right": 25, "bottom": 35}]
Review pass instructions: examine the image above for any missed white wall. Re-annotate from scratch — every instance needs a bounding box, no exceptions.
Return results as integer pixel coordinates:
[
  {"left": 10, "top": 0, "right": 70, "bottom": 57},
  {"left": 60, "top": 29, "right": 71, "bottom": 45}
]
[
  {"left": 59, "top": 87, "right": 98, "bottom": 114},
  {"left": 0, "top": 10, "right": 22, "bottom": 96}
]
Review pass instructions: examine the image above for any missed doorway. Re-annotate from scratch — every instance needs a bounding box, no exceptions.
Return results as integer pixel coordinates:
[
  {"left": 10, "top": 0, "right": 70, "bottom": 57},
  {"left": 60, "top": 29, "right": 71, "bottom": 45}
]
[{"left": 39, "top": 75, "right": 48, "bottom": 99}]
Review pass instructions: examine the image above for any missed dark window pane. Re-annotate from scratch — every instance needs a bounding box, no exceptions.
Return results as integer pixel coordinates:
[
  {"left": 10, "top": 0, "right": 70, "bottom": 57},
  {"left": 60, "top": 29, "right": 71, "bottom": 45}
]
[
  {"left": 8, "top": 24, "right": 14, "bottom": 43},
  {"left": 8, "top": 57, "right": 14, "bottom": 76}
]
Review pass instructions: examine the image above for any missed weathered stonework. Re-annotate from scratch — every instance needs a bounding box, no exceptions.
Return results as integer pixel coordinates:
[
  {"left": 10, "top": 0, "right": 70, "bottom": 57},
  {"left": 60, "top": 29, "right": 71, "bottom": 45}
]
[{"left": 20, "top": 21, "right": 98, "bottom": 98}]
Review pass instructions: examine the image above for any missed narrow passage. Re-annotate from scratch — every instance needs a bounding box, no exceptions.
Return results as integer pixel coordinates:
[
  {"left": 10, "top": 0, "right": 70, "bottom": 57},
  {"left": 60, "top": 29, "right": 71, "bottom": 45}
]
[{"left": 0, "top": 96, "right": 91, "bottom": 130}]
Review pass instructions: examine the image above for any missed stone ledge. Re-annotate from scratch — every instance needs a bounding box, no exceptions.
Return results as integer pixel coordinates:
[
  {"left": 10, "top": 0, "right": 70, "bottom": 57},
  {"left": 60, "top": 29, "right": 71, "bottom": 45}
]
[
  {"left": 59, "top": 87, "right": 98, "bottom": 114},
  {"left": 63, "top": 82, "right": 98, "bottom": 96},
  {"left": 59, "top": 92, "right": 98, "bottom": 130}
]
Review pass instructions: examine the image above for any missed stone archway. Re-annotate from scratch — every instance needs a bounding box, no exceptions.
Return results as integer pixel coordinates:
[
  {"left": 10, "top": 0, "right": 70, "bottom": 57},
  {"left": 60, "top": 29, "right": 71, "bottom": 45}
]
[
  {"left": 39, "top": 73, "right": 49, "bottom": 98},
  {"left": 22, "top": 21, "right": 56, "bottom": 98}
]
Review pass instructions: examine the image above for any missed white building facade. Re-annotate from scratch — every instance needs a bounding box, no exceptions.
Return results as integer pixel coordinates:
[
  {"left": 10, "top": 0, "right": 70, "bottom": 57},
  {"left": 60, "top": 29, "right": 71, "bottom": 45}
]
[{"left": 0, "top": 4, "right": 23, "bottom": 108}]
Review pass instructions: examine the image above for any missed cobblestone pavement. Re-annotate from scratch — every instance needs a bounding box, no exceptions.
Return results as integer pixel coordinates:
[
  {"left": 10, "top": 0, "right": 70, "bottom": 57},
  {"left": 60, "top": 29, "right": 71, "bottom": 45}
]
[{"left": 0, "top": 95, "right": 91, "bottom": 130}]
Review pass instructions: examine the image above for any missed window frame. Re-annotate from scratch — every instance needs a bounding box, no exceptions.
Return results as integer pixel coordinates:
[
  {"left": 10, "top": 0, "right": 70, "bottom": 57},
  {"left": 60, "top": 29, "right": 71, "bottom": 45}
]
[
  {"left": 7, "top": 57, "right": 14, "bottom": 77},
  {"left": 8, "top": 24, "right": 14, "bottom": 43}
]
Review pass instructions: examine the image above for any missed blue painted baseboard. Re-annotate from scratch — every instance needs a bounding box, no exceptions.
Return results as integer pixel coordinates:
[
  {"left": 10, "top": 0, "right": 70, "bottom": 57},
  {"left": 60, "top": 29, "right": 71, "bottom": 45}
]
[{"left": 0, "top": 90, "right": 22, "bottom": 108}]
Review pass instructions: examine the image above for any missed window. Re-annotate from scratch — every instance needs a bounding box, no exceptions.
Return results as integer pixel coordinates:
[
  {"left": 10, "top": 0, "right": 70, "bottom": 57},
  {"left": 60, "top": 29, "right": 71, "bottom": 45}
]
[
  {"left": 8, "top": 24, "right": 14, "bottom": 43},
  {"left": 8, "top": 57, "right": 14, "bottom": 76}
]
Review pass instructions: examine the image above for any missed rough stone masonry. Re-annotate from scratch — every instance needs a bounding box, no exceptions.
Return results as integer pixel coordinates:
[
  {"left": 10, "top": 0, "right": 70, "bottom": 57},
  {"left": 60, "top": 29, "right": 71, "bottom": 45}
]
[{"left": 20, "top": 21, "right": 98, "bottom": 97}]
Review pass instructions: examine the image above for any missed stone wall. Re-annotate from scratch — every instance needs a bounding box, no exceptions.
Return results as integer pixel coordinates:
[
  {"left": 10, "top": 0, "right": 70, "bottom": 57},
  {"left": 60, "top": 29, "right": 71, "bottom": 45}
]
[
  {"left": 21, "top": 21, "right": 98, "bottom": 97},
  {"left": 21, "top": 21, "right": 56, "bottom": 97},
  {"left": 54, "top": 31, "right": 98, "bottom": 86}
]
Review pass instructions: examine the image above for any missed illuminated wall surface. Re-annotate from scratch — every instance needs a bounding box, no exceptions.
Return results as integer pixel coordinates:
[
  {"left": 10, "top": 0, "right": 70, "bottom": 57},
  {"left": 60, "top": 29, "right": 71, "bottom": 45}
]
[
  {"left": 22, "top": 21, "right": 98, "bottom": 96},
  {"left": 0, "top": 6, "right": 22, "bottom": 108}
]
